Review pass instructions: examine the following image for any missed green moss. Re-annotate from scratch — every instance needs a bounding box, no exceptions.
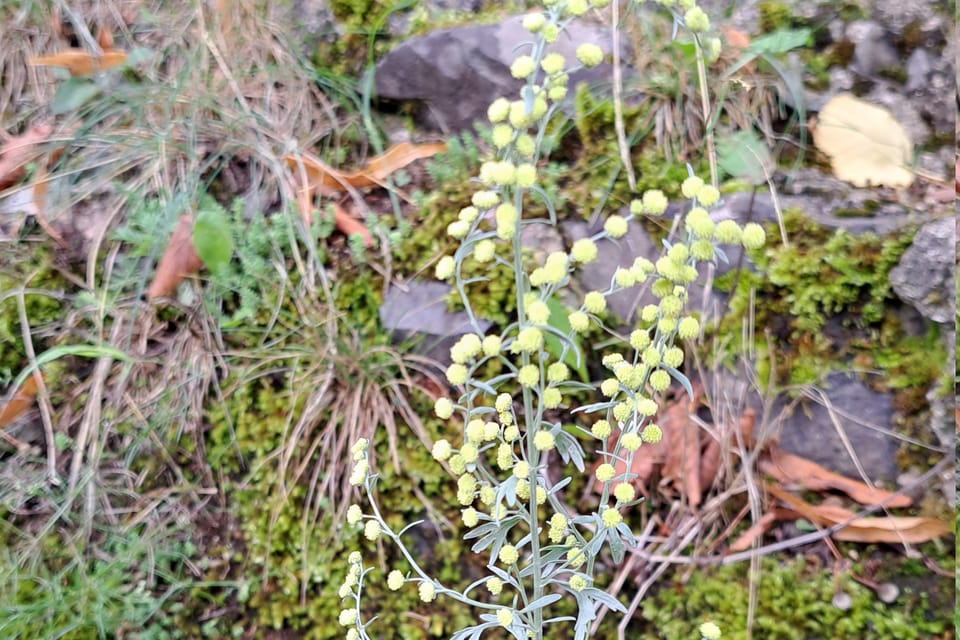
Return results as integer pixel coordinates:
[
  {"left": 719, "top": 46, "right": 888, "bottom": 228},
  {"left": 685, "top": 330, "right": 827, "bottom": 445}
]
[
  {"left": 640, "top": 555, "right": 950, "bottom": 639},
  {"left": 713, "top": 210, "right": 927, "bottom": 387},
  {"left": 0, "top": 244, "right": 68, "bottom": 384}
]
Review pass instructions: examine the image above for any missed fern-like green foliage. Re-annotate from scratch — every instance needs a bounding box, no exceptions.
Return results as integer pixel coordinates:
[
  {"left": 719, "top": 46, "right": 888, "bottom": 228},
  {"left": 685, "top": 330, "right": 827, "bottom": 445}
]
[{"left": 425, "top": 127, "right": 482, "bottom": 185}]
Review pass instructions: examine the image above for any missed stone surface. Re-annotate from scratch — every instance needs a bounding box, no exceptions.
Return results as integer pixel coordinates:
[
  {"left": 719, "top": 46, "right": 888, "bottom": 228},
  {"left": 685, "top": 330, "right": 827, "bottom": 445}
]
[
  {"left": 775, "top": 372, "right": 900, "bottom": 483},
  {"left": 379, "top": 280, "right": 490, "bottom": 361},
  {"left": 560, "top": 216, "right": 658, "bottom": 324},
  {"left": 375, "top": 15, "right": 626, "bottom": 132},
  {"left": 889, "top": 217, "right": 956, "bottom": 324}
]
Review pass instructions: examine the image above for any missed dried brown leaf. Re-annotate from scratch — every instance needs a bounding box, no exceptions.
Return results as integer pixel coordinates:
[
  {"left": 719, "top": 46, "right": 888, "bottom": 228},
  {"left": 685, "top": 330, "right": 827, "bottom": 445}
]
[
  {"left": 0, "top": 124, "right": 53, "bottom": 190},
  {"left": 0, "top": 375, "right": 39, "bottom": 429},
  {"left": 760, "top": 446, "right": 912, "bottom": 508},
  {"left": 147, "top": 215, "right": 203, "bottom": 300},
  {"left": 30, "top": 49, "right": 128, "bottom": 76}
]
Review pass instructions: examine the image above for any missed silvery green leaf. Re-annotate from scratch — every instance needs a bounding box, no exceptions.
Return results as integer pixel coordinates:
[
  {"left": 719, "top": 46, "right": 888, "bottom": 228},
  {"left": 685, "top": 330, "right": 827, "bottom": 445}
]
[
  {"left": 452, "top": 623, "right": 493, "bottom": 640},
  {"left": 470, "top": 379, "right": 498, "bottom": 395},
  {"left": 662, "top": 364, "right": 693, "bottom": 398},
  {"left": 714, "top": 245, "right": 729, "bottom": 264},
  {"left": 554, "top": 429, "right": 585, "bottom": 471},
  {"left": 543, "top": 616, "right": 576, "bottom": 624},
  {"left": 550, "top": 476, "right": 572, "bottom": 493},
  {"left": 529, "top": 185, "right": 558, "bottom": 225},
  {"left": 582, "top": 587, "right": 627, "bottom": 612},
  {"left": 573, "top": 400, "right": 615, "bottom": 414},
  {"left": 608, "top": 527, "right": 625, "bottom": 564},
  {"left": 520, "top": 594, "right": 562, "bottom": 613},
  {"left": 397, "top": 519, "right": 425, "bottom": 536},
  {"left": 573, "top": 591, "right": 598, "bottom": 640},
  {"left": 616, "top": 522, "right": 638, "bottom": 547}
]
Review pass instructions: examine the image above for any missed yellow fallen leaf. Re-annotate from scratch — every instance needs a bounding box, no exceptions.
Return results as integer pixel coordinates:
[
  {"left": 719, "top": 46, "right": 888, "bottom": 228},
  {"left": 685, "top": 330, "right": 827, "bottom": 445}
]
[
  {"left": 812, "top": 93, "right": 914, "bottom": 188},
  {"left": 30, "top": 49, "right": 128, "bottom": 76}
]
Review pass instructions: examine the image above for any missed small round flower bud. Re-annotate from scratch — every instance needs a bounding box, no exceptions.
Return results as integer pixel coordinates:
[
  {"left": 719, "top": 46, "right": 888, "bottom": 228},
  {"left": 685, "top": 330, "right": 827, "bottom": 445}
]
[
  {"left": 515, "top": 163, "right": 537, "bottom": 188},
  {"left": 473, "top": 239, "right": 496, "bottom": 263},
  {"left": 509, "top": 100, "right": 530, "bottom": 128},
  {"left": 686, "top": 208, "right": 715, "bottom": 240},
  {"left": 497, "top": 608, "right": 514, "bottom": 628},
  {"left": 460, "top": 443, "right": 479, "bottom": 464},
  {"left": 387, "top": 570, "right": 404, "bottom": 591},
  {"left": 522, "top": 11, "right": 546, "bottom": 32},
  {"left": 482, "top": 334, "right": 502, "bottom": 356},
  {"left": 515, "top": 135, "right": 536, "bottom": 157},
  {"left": 547, "top": 362, "right": 570, "bottom": 383},
  {"left": 576, "top": 43, "right": 603, "bottom": 67},
  {"left": 496, "top": 203, "right": 518, "bottom": 240},
  {"left": 742, "top": 222, "right": 766, "bottom": 249},
  {"left": 510, "top": 55, "right": 536, "bottom": 79},
  {"left": 690, "top": 239, "right": 715, "bottom": 261},
  {"left": 499, "top": 544, "right": 519, "bottom": 566},
  {"left": 595, "top": 463, "right": 616, "bottom": 482},
  {"left": 496, "top": 392, "right": 512, "bottom": 413},
  {"left": 591, "top": 419, "right": 612, "bottom": 439},
  {"left": 602, "top": 507, "right": 623, "bottom": 528},
  {"left": 346, "top": 629, "right": 358, "bottom": 640},
  {"left": 462, "top": 507, "right": 479, "bottom": 527},
  {"left": 678, "top": 316, "right": 700, "bottom": 339},
  {"left": 602, "top": 353, "right": 623, "bottom": 368},
  {"left": 486, "top": 576, "right": 503, "bottom": 595},
  {"left": 466, "top": 419, "right": 485, "bottom": 442},
  {"left": 497, "top": 443, "right": 513, "bottom": 470},
  {"left": 642, "top": 423, "right": 663, "bottom": 443},
  {"left": 479, "top": 485, "right": 496, "bottom": 505},
  {"left": 641, "top": 347, "right": 661, "bottom": 367},
  {"left": 527, "top": 299, "right": 550, "bottom": 324},
  {"left": 542, "top": 387, "right": 562, "bottom": 408},
  {"left": 488, "top": 97, "right": 510, "bottom": 123},
  {"left": 339, "top": 609, "right": 358, "bottom": 626},
  {"left": 434, "top": 397, "right": 454, "bottom": 419},
  {"left": 484, "top": 421, "right": 499, "bottom": 441},
  {"left": 566, "top": 0, "right": 589, "bottom": 15},
  {"left": 534, "top": 430, "right": 555, "bottom": 451},
  {"left": 600, "top": 378, "right": 620, "bottom": 397},
  {"left": 637, "top": 397, "right": 658, "bottom": 416},
  {"left": 435, "top": 255, "right": 455, "bottom": 280},
  {"left": 667, "top": 243, "right": 689, "bottom": 265},
  {"left": 349, "top": 460, "right": 368, "bottom": 485},
  {"left": 447, "top": 219, "right": 470, "bottom": 239},
  {"left": 491, "top": 124, "right": 514, "bottom": 148},
  {"left": 548, "top": 84, "right": 567, "bottom": 102},
  {"left": 614, "top": 267, "right": 635, "bottom": 288},
  {"left": 472, "top": 190, "right": 500, "bottom": 209},
  {"left": 512, "top": 326, "right": 543, "bottom": 353},
  {"left": 614, "top": 482, "right": 636, "bottom": 503},
  {"left": 590, "top": 0, "right": 611, "bottom": 6},
  {"left": 569, "top": 311, "right": 590, "bottom": 333},
  {"left": 446, "top": 363, "right": 468, "bottom": 385},
  {"left": 449, "top": 454, "right": 466, "bottom": 474},
  {"left": 503, "top": 424, "right": 519, "bottom": 441},
  {"left": 613, "top": 400, "right": 632, "bottom": 422},
  {"left": 513, "top": 460, "right": 530, "bottom": 480},
  {"left": 660, "top": 295, "right": 683, "bottom": 318},
  {"left": 346, "top": 504, "right": 362, "bottom": 525},
  {"left": 629, "top": 199, "right": 643, "bottom": 215},
  {"left": 649, "top": 369, "right": 671, "bottom": 392},
  {"left": 604, "top": 214, "right": 628, "bottom": 238},
  {"left": 583, "top": 291, "right": 606, "bottom": 314},
  {"left": 642, "top": 189, "right": 668, "bottom": 215},
  {"left": 432, "top": 439, "right": 452, "bottom": 461},
  {"left": 517, "top": 364, "right": 540, "bottom": 387},
  {"left": 541, "top": 52, "right": 566, "bottom": 75},
  {"left": 418, "top": 581, "right": 436, "bottom": 602},
  {"left": 685, "top": 6, "right": 711, "bottom": 32},
  {"left": 681, "top": 176, "right": 705, "bottom": 199},
  {"left": 663, "top": 346, "right": 684, "bottom": 368},
  {"left": 698, "top": 185, "right": 720, "bottom": 206},
  {"left": 542, "top": 23, "right": 559, "bottom": 43},
  {"left": 621, "top": 432, "right": 642, "bottom": 451},
  {"left": 658, "top": 317, "right": 677, "bottom": 333},
  {"left": 714, "top": 219, "right": 742, "bottom": 244},
  {"left": 700, "top": 621, "right": 722, "bottom": 640},
  {"left": 630, "top": 329, "right": 651, "bottom": 350},
  {"left": 640, "top": 304, "right": 659, "bottom": 323},
  {"left": 364, "top": 519, "right": 381, "bottom": 541},
  {"left": 571, "top": 238, "right": 598, "bottom": 263},
  {"left": 569, "top": 575, "right": 587, "bottom": 591}
]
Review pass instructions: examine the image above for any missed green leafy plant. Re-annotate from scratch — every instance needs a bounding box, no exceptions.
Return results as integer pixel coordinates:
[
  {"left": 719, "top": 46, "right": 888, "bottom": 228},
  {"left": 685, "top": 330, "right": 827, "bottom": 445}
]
[{"left": 336, "top": 2, "right": 766, "bottom": 639}]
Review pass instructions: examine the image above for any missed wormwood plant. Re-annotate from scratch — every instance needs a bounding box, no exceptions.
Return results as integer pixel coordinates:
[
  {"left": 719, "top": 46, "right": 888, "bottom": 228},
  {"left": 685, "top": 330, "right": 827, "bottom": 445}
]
[{"left": 339, "top": 1, "right": 764, "bottom": 638}]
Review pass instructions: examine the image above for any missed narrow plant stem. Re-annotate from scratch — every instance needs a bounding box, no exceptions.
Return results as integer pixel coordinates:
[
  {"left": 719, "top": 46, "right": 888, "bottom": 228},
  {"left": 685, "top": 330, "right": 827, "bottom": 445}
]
[
  {"left": 509, "top": 187, "right": 543, "bottom": 636},
  {"left": 693, "top": 38, "right": 718, "bottom": 188}
]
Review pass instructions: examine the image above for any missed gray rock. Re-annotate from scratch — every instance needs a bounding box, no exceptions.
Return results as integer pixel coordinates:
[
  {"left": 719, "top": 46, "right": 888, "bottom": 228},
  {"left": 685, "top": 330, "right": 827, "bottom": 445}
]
[
  {"left": 775, "top": 371, "right": 900, "bottom": 483},
  {"left": 889, "top": 217, "right": 955, "bottom": 323},
  {"left": 380, "top": 280, "right": 490, "bottom": 361},
  {"left": 375, "top": 15, "right": 626, "bottom": 132},
  {"left": 846, "top": 21, "right": 900, "bottom": 77},
  {"left": 904, "top": 47, "right": 934, "bottom": 93},
  {"left": 560, "top": 217, "right": 658, "bottom": 324}
]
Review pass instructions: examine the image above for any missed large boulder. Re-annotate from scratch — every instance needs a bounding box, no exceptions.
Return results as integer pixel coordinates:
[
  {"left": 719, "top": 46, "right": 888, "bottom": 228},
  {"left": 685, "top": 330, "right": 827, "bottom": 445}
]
[{"left": 375, "top": 15, "right": 625, "bottom": 132}]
